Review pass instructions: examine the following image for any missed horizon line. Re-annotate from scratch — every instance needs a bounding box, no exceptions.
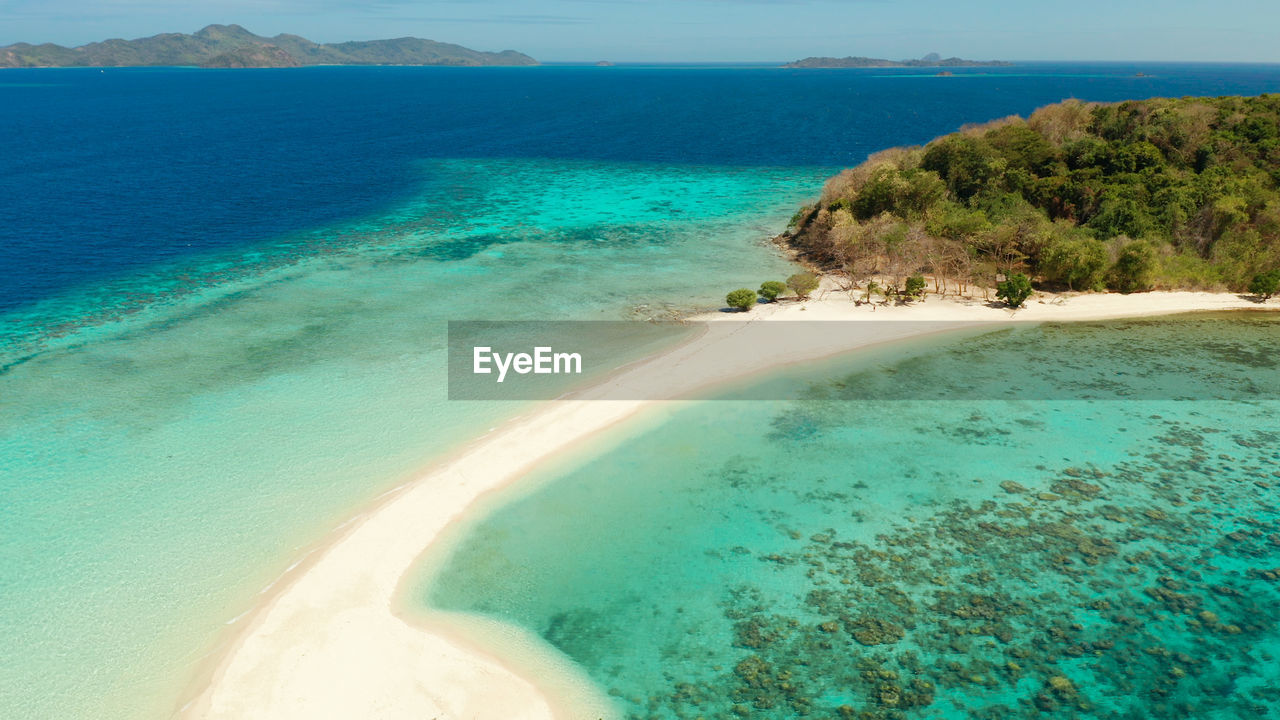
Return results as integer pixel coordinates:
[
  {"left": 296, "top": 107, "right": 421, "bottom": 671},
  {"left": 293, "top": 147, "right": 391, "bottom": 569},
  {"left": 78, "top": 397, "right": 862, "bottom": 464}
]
[{"left": 7, "top": 59, "right": 1280, "bottom": 68}]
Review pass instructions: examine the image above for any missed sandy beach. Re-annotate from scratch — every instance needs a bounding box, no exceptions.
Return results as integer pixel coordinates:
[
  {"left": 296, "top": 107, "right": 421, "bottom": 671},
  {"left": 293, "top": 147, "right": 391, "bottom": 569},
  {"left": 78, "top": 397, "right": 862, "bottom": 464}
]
[{"left": 180, "top": 284, "right": 1275, "bottom": 720}]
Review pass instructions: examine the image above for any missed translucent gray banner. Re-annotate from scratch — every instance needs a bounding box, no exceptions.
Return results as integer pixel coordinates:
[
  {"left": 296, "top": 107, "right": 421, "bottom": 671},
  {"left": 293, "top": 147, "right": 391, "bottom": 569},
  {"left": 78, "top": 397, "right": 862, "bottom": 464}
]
[{"left": 446, "top": 314, "right": 1280, "bottom": 401}]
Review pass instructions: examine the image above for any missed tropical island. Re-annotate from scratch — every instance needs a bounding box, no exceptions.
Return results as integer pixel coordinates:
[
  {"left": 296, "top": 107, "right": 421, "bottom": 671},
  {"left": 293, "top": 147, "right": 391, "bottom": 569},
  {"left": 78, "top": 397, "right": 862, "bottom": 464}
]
[
  {"left": 780, "top": 94, "right": 1280, "bottom": 303},
  {"left": 101, "top": 84, "right": 1274, "bottom": 719},
  {"left": 0, "top": 24, "right": 538, "bottom": 68},
  {"left": 783, "top": 53, "right": 1011, "bottom": 69}
]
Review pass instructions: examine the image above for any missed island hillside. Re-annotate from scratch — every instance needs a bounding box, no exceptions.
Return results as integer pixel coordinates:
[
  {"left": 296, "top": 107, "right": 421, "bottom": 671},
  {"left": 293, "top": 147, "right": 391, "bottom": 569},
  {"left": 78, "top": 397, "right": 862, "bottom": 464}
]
[
  {"left": 784, "top": 53, "right": 1011, "bottom": 69},
  {"left": 784, "top": 95, "right": 1280, "bottom": 295},
  {"left": 0, "top": 24, "right": 538, "bottom": 68}
]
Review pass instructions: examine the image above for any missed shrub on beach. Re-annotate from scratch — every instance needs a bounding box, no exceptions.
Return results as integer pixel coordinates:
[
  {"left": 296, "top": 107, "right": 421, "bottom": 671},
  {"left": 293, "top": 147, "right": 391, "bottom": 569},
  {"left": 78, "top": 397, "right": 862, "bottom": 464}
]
[
  {"left": 904, "top": 274, "right": 927, "bottom": 299},
  {"left": 1108, "top": 240, "right": 1158, "bottom": 294},
  {"left": 1249, "top": 269, "right": 1280, "bottom": 300},
  {"left": 758, "top": 281, "right": 788, "bottom": 302},
  {"left": 1040, "top": 235, "right": 1110, "bottom": 291},
  {"left": 726, "top": 288, "right": 757, "bottom": 312},
  {"left": 997, "top": 273, "right": 1034, "bottom": 308},
  {"left": 787, "top": 272, "right": 820, "bottom": 299}
]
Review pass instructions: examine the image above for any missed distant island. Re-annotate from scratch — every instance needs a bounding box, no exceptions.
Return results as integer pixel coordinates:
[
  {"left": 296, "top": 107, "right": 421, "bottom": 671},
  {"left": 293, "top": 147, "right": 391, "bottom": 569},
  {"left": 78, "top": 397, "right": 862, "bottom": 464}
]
[
  {"left": 0, "top": 24, "right": 538, "bottom": 69},
  {"left": 784, "top": 95, "right": 1280, "bottom": 297},
  {"left": 783, "top": 52, "right": 1011, "bottom": 69}
]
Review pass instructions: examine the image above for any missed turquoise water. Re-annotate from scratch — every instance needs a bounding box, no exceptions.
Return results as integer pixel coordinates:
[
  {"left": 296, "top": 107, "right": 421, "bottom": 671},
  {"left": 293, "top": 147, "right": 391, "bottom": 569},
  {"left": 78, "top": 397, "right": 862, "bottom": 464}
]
[
  {"left": 9, "top": 63, "right": 1280, "bottom": 720},
  {"left": 428, "top": 313, "right": 1280, "bottom": 719},
  {"left": 0, "top": 159, "right": 820, "bottom": 720}
]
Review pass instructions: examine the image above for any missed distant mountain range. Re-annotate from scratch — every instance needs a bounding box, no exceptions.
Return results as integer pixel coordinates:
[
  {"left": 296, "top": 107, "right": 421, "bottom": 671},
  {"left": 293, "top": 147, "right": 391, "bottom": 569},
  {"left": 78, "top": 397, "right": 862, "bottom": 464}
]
[
  {"left": 783, "top": 53, "right": 1011, "bottom": 69},
  {"left": 0, "top": 24, "right": 538, "bottom": 69}
]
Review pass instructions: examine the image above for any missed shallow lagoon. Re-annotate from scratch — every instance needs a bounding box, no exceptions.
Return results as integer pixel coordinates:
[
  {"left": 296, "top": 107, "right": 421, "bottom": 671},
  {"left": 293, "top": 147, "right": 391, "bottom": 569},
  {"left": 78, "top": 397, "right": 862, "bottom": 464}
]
[
  {"left": 429, "top": 312, "right": 1280, "bottom": 719},
  {"left": 0, "top": 158, "right": 814, "bottom": 720}
]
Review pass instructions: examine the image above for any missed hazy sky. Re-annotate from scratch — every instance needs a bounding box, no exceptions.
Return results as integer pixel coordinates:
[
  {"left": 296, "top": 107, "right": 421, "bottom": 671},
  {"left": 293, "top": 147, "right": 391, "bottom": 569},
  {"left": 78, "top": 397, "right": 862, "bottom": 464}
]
[{"left": 3, "top": 0, "right": 1279, "bottom": 63}]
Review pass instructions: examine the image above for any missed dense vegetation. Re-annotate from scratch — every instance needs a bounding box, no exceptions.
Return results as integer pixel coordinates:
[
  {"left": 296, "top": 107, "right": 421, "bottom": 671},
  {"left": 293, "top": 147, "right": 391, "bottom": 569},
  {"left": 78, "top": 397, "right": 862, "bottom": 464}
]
[
  {"left": 786, "top": 95, "right": 1280, "bottom": 295},
  {"left": 0, "top": 24, "right": 537, "bottom": 68}
]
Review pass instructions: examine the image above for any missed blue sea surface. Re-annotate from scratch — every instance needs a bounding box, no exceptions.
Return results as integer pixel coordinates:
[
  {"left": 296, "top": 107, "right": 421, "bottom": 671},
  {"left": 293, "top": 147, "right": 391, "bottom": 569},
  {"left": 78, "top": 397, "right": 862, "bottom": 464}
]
[
  {"left": 5, "top": 63, "right": 1280, "bottom": 317},
  {"left": 3, "top": 63, "right": 1280, "bottom": 720}
]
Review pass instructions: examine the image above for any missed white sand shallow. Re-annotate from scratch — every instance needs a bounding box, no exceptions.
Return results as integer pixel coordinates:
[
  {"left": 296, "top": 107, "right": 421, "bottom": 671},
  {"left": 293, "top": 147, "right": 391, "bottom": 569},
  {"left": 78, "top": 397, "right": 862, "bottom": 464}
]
[{"left": 181, "top": 286, "right": 1273, "bottom": 720}]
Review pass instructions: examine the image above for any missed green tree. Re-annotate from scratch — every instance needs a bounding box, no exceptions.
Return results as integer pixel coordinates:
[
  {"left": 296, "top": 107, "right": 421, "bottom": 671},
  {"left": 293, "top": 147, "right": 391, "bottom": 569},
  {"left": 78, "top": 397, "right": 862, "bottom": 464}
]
[
  {"left": 921, "top": 135, "right": 1001, "bottom": 202},
  {"left": 1040, "top": 236, "right": 1110, "bottom": 290},
  {"left": 1248, "top": 269, "right": 1280, "bottom": 300},
  {"left": 787, "top": 272, "right": 820, "bottom": 299},
  {"left": 758, "top": 280, "right": 788, "bottom": 302},
  {"left": 901, "top": 170, "right": 948, "bottom": 216},
  {"left": 726, "top": 288, "right": 757, "bottom": 312},
  {"left": 852, "top": 167, "right": 903, "bottom": 220},
  {"left": 925, "top": 202, "right": 990, "bottom": 240},
  {"left": 996, "top": 273, "right": 1034, "bottom": 308},
  {"left": 788, "top": 95, "right": 1280, "bottom": 295},
  {"left": 1088, "top": 193, "right": 1157, "bottom": 239},
  {"left": 985, "top": 123, "right": 1061, "bottom": 175},
  {"left": 1108, "top": 240, "right": 1158, "bottom": 293},
  {"left": 904, "top": 274, "right": 927, "bottom": 299}
]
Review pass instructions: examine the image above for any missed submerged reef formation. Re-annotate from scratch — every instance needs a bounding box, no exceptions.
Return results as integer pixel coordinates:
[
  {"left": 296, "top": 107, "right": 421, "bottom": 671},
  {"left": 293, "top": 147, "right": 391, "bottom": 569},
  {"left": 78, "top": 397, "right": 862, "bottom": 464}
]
[
  {"left": 611, "top": 423, "right": 1280, "bottom": 719},
  {"left": 598, "top": 318, "right": 1278, "bottom": 719},
  {"left": 432, "top": 314, "right": 1280, "bottom": 720}
]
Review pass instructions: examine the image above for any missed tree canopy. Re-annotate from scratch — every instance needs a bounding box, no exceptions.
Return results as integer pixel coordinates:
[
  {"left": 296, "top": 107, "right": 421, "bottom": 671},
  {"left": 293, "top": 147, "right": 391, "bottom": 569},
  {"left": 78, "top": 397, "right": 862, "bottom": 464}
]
[
  {"left": 726, "top": 288, "right": 757, "bottom": 311},
  {"left": 787, "top": 272, "right": 820, "bottom": 299},
  {"left": 787, "top": 95, "right": 1280, "bottom": 293}
]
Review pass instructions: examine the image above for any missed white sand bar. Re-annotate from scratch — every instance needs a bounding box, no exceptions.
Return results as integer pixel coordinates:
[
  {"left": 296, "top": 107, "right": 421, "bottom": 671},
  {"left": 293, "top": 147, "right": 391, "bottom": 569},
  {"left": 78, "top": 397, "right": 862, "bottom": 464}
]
[{"left": 183, "top": 287, "right": 1273, "bottom": 720}]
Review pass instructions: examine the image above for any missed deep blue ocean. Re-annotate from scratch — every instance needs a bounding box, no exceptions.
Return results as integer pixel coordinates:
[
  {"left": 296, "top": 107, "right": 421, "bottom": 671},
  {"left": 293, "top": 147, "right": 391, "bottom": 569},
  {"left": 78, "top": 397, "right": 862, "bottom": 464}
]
[{"left": 5, "top": 63, "right": 1280, "bottom": 315}]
